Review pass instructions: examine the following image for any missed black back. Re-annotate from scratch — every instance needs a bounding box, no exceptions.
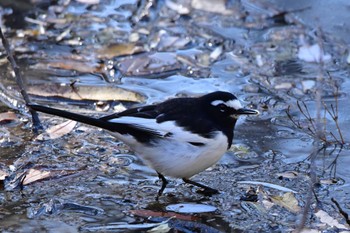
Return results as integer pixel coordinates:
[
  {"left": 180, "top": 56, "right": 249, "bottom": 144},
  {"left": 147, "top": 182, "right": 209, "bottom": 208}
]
[{"left": 29, "top": 91, "right": 239, "bottom": 147}]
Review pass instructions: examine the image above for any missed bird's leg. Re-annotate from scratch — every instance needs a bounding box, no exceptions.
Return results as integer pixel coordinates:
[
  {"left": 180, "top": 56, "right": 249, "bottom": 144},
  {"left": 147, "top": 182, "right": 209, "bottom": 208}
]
[
  {"left": 156, "top": 172, "right": 168, "bottom": 200},
  {"left": 182, "top": 178, "right": 219, "bottom": 196}
]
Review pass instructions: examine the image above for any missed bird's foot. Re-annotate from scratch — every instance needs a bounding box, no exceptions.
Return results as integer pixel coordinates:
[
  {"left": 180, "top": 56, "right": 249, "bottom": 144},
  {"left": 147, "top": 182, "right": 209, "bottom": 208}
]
[
  {"left": 156, "top": 172, "right": 168, "bottom": 201},
  {"left": 197, "top": 187, "right": 219, "bottom": 196},
  {"left": 182, "top": 178, "right": 219, "bottom": 196}
]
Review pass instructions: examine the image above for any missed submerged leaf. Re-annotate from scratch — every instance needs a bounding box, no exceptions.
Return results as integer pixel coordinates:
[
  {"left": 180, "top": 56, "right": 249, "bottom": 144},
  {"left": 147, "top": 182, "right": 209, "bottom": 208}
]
[
  {"left": 97, "top": 43, "right": 144, "bottom": 59},
  {"left": 118, "top": 52, "right": 181, "bottom": 77},
  {"left": 27, "top": 83, "right": 145, "bottom": 102}
]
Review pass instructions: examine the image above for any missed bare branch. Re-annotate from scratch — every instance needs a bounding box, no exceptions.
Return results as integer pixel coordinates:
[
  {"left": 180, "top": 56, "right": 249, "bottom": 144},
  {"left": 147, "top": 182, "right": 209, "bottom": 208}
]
[{"left": 0, "top": 27, "right": 42, "bottom": 132}]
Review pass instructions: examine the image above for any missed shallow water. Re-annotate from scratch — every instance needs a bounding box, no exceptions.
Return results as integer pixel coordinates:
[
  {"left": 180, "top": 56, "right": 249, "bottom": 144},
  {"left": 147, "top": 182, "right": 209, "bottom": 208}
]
[{"left": 1, "top": 0, "right": 350, "bottom": 232}]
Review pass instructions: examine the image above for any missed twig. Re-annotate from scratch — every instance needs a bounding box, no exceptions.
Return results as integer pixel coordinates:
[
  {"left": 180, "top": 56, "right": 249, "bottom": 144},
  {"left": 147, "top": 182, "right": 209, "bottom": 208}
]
[
  {"left": 322, "top": 101, "right": 345, "bottom": 144},
  {"left": 297, "top": 146, "right": 325, "bottom": 232},
  {"left": 331, "top": 198, "right": 350, "bottom": 225},
  {"left": 327, "top": 145, "right": 342, "bottom": 178},
  {"left": 286, "top": 104, "right": 327, "bottom": 142},
  {"left": 297, "top": 26, "right": 326, "bottom": 232},
  {"left": 0, "top": 27, "right": 42, "bottom": 132},
  {"left": 297, "top": 101, "right": 318, "bottom": 136}
]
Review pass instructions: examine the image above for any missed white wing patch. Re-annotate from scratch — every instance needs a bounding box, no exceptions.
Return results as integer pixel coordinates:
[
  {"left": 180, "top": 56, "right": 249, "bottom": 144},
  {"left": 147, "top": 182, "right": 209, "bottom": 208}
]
[
  {"left": 107, "top": 116, "right": 210, "bottom": 143},
  {"left": 211, "top": 99, "right": 242, "bottom": 110}
]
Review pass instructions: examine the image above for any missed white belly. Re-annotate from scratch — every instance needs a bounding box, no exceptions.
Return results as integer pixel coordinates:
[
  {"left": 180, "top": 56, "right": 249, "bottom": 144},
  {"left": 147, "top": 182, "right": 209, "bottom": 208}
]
[{"left": 109, "top": 131, "right": 228, "bottom": 178}]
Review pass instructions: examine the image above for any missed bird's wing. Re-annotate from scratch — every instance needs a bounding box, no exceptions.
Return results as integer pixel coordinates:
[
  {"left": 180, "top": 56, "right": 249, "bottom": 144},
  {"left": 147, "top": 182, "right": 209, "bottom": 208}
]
[
  {"left": 99, "top": 105, "right": 167, "bottom": 142},
  {"left": 106, "top": 116, "right": 212, "bottom": 145},
  {"left": 100, "top": 105, "right": 159, "bottom": 120},
  {"left": 101, "top": 99, "right": 215, "bottom": 145}
]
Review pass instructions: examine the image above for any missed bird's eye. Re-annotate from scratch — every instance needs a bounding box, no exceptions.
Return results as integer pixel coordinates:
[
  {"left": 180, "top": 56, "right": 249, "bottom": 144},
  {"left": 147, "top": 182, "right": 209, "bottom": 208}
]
[{"left": 218, "top": 104, "right": 227, "bottom": 112}]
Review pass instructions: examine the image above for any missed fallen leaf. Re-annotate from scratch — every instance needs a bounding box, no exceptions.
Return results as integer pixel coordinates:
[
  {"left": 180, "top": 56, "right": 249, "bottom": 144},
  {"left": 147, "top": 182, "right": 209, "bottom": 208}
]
[
  {"left": 22, "top": 167, "right": 80, "bottom": 185},
  {"left": 147, "top": 223, "right": 171, "bottom": 233},
  {"left": 118, "top": 52, "right": 181, "bottom": 77},
  {"left": 22, "top": 168, "right": 51, "bottom": 185},
  {"left": 298, "top": 43, "right": 331, "bottom": 63},
  {"left": 97, "top": 43, "right": 144, "bottom": 59},
  {"left": 36, "top": 120, "right": 77, "bottom": 140},
  {"left": 270, "top": 192, "right": 301, "bottom": 213},
  {"left": 5, "top": 165, "right": 85, "bottom": 190},
  {"left": 0, "top": 112, "right": 17, "bottom": 124},
  {"left": 27, "top": 83, "right": 145, "bottom": 102},
  {"left": 315, "top": 209, "right": 349, "bottom": 229},
  {"left": 47, "top": 60, "right": 99, "bottom": 73}
]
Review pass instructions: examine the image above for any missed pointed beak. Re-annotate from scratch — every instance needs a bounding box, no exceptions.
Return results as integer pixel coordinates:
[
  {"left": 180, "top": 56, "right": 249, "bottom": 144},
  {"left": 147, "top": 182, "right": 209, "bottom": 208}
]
[{"left": 236, "top": 108, "right": 259, "bottom": 115}]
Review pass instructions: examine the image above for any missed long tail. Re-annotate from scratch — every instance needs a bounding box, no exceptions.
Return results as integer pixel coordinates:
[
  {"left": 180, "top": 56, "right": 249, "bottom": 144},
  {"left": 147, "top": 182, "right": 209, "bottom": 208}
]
[{"left": 27, "top": 103, "right": 115, "bottom": 131}]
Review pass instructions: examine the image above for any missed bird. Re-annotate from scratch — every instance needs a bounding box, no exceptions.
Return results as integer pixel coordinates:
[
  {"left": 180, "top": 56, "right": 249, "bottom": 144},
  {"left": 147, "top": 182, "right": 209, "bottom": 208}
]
[{"left": 27, "top": 91, "right": 259, "bottom": 198}]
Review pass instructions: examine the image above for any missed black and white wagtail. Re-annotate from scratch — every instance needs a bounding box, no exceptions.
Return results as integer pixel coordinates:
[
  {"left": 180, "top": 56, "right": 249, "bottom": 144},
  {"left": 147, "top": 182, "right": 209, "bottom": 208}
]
[{"left": 28, "top": 91, "right": 258, "bottom": 198}]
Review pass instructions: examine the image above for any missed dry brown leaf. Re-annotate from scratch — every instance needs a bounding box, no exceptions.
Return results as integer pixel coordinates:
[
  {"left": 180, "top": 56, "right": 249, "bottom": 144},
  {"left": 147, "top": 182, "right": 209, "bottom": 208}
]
[
  {"left": 270, "top": 192, "right": 301, "bottom": 213},
  {"left": 22, "top": 167, "right": 79, "bottom": 185},
  {"left": 48, "top": 60, "right": 98, "bottom": 73},
  {"left": 36, "top": 120, "right": 77, "bottom": 140},
  {"left": 97, "top": 43, "right": 144, "bottom": 59},
  {"left": 0, "top": 112, "right": 18, "bottom": 123},
  {"left": 22, "top": 168, "right": 51, "bottom": 185}
]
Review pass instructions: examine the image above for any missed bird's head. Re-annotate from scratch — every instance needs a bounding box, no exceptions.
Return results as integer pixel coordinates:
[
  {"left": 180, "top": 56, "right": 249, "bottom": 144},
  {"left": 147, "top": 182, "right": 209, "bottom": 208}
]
[{"left": 201, "top": 91, "right": 259, "bottom": 121}]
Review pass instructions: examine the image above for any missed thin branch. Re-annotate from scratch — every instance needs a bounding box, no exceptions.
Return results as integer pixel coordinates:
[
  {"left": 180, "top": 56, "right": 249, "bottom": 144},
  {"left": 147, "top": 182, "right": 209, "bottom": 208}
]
[
  {"left": 299, "top": 101, "right": 318, "bottom": 135},
  {"left": 297, "top": 147, "right": 324, "bottom": 232},
  {"left": 286, "top": 105, "right": 326, "bottom": 141},
  {"left": 322, "top": 101, "right": 345, "bottom": 144},
  {"left": 327, "top": 145, "right": 342, "bottom": 178},
  {"left": 287, "top": 105, "right": 330, "bottom": 143},
  {"left": 286, "top": 106, "right": 303, "bottom": 129},
  {"left": 0, "top": 27, "right": 42, "bottom": 132}
]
